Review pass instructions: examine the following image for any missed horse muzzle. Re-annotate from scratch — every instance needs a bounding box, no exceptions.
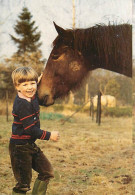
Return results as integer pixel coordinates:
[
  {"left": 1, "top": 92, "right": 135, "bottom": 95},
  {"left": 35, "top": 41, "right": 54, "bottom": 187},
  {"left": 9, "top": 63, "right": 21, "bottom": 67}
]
[{"left": 38, "top": 94, "right": 55, "bottom": 107}]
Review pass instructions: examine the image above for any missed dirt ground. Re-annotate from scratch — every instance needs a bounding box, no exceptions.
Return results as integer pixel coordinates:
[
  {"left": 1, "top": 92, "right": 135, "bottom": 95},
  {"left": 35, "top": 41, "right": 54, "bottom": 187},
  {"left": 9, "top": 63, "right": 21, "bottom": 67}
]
[{"left": 0, "top": 114, "right": 133, "bottom": 195}]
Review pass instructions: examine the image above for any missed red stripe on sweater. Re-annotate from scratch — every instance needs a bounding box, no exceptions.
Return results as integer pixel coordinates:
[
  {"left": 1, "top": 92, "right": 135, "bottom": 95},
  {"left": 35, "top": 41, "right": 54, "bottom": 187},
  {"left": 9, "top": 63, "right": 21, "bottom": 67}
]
[
  {"left": 13, "top": 121, "right": 22, "bottom": 124},
  {"left": 34, "top": 119, "right": 39, "bottom": 124},
  {"left": 20, "top": 114, "right": 35, "bottom": 121},
  {"left": 24, "top": 123, "right": 35, "bottom": 130},
  {"left": 12, "top": 113, "right": 18, "bottom": 117},
  {"left": 40, "top": 131, "right": 46, "bottom": 140},
  {"left": 11, "top": 134, "right": 31, "bottom": 139}
]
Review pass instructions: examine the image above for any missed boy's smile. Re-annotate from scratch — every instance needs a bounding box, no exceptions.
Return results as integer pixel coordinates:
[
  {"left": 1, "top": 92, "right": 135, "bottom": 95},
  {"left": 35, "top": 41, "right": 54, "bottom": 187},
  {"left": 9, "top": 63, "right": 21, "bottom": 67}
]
[{"left": 16, "top": 81, "right": 37, "bottom": 98}]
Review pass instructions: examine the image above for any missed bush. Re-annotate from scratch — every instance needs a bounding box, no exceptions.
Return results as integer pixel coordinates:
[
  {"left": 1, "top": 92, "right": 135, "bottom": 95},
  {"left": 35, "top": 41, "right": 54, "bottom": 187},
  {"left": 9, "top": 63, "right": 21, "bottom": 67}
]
[
  {"left": 103, "top": 107, "right": 132, "bottom": 117},
  {"left": 46, "top": 104, "right": 132, "bottom": 118}
]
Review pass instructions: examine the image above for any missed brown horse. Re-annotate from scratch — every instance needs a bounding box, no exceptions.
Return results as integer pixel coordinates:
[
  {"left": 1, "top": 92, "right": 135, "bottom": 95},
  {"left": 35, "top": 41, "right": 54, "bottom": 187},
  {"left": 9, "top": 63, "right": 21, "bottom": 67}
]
[{"left": 38, "top": 22, "right": 132, "bottom": 106}]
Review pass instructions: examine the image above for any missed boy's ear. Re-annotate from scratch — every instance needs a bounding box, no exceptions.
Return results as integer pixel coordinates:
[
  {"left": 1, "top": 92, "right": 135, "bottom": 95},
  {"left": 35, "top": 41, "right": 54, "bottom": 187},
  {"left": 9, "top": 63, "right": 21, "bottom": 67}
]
[{"left": 15, "top": 86, "right": 20, "bottom": 92}]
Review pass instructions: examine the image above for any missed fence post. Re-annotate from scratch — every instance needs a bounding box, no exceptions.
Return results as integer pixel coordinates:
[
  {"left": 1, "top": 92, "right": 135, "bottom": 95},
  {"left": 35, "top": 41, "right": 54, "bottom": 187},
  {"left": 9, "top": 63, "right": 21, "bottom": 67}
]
[
  {"left": 6, "top": 90, "right": 8, "bottom": 122},
  {"left": 96, "top": 91, "right": 102, "bottom": 125},
  {"left": 90, "top": 97, "right": 94, "bottom": 120}
]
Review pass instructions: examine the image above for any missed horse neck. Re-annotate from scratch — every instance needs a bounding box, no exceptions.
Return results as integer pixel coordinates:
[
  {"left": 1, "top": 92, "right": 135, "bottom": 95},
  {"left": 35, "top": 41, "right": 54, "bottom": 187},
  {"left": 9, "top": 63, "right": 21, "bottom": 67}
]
[{"left": 74, "top": 25, "right": 132, "bottom": 77}]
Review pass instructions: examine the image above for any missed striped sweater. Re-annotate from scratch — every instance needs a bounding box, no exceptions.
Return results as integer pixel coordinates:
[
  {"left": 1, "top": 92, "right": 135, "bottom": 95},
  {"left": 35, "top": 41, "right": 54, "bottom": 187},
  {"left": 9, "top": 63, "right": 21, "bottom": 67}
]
[{"left": 10, "top": 94, "right": 51, "bottom": 145}]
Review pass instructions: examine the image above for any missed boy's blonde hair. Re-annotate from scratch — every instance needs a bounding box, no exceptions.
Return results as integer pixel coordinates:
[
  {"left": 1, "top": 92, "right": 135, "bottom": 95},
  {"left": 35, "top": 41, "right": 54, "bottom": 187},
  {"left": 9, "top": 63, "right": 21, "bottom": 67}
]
[{"left": 12, "top": 67, "right": 38, "bottom": 86}]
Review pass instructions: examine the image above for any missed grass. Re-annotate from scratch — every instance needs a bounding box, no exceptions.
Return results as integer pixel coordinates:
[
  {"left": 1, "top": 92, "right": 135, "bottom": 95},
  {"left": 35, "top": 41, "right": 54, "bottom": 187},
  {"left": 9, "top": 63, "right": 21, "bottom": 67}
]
[
  {"left": 0, "top": 113, "right": 133, "bottom": 195},
  {"left": 40, "top": 112, "right": 67, "bottom": 120}
]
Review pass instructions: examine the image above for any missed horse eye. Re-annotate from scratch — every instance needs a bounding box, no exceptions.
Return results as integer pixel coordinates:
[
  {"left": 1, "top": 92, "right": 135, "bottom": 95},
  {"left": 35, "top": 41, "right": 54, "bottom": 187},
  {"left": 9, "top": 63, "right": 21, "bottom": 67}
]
[{"left": 52, "top": 54, "right": 60, "bottom": 60}]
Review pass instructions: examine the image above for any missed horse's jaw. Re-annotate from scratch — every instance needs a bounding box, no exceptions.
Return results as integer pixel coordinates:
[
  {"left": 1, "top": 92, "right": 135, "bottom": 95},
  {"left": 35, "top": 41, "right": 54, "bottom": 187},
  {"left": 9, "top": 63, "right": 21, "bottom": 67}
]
[
  {"left": 44, "top": 95, "right": 55, "bottom": 107},
  {"left": 38, "top": 92, "right": 55, "bottom": 107}
]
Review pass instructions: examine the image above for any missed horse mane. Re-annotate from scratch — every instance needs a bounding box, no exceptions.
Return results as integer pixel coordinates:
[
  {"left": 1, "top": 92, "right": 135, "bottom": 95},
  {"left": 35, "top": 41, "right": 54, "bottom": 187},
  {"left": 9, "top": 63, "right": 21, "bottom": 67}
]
[
  {"left": 53, "top": 23, "right": 132, "bottom": 76},
  {"left": 73, "top": 23, "right": 131, "bottom": 52}
]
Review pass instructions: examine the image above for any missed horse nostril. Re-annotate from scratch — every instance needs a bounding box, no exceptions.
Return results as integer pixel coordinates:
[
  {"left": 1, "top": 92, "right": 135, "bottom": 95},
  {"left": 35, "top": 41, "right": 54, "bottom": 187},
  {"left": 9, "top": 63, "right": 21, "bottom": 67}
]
[
  {"left": 38, "top": 94, "right": 49, "bottom": 106},
  {"left": 43, "top": 95, "right": 49, "bottom": 104},
  {"left": 38, "top": 94, "right": 54, "bottom": 106}
]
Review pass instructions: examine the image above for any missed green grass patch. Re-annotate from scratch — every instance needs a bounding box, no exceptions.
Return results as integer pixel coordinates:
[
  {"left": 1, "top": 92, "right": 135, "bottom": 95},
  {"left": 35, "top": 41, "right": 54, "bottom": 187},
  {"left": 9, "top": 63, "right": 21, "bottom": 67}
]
[
  {"left": 54, "top": 170, "right": 61, "bottom": 182},
  {"left": 40, "top": 112, "right": 75, "bottom": 123},
  {"left": 40, "top": 112, "right": 66, "bottom": 120},
  {"left": 80, "top": 168, "right": 103, "bottom": 177},
  {"left": 112, "top": 167, "right": 129, "bottom": 177}
]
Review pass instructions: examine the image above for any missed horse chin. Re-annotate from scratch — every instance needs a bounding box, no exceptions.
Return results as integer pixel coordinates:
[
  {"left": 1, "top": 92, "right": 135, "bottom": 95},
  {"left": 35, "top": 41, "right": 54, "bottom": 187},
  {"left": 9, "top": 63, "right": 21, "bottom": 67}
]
[
  {"left": 43, "top": 95, "right": 55, "bottom": 107},
  {"left": 44, "top": 101, "right": 54, "bottom": 107},
  {"left": 38, "top": 94, "right": 54, "bottom": 107}
]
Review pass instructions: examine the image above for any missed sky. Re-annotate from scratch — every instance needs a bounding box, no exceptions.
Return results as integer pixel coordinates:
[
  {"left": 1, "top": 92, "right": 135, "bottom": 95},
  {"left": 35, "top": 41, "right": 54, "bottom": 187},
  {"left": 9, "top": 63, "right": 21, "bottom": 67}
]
[{"left": 0, "top": 0, "right": 133, "bottom": 60}]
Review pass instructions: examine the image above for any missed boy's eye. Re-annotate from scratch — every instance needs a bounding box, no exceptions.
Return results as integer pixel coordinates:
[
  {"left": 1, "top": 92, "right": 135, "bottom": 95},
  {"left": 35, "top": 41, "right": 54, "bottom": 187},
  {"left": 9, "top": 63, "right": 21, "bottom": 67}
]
[{"left": 31, "top": 82, "right": 36, "bottom": 85}]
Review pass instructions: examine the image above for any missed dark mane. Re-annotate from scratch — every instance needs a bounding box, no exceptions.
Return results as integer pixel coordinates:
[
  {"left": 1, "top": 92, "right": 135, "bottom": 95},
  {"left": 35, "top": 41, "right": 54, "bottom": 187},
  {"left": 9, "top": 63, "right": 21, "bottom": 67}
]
[{"left": 53, "top": 23, "right": 132, "bottom": 74}]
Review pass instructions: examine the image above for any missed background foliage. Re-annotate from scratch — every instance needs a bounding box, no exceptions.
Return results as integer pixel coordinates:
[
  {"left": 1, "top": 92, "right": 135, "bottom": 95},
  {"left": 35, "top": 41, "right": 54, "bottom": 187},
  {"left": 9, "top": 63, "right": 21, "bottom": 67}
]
[{"left": 0, "top": 6, "right": 132, "bottom": 107}]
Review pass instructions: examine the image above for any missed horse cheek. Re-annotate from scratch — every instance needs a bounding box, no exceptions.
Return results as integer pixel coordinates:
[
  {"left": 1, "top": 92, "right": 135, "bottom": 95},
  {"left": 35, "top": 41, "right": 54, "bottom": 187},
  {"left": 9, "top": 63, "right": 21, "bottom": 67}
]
[{"left": 69, "top": 61, "right": 83, "bottom": 80}]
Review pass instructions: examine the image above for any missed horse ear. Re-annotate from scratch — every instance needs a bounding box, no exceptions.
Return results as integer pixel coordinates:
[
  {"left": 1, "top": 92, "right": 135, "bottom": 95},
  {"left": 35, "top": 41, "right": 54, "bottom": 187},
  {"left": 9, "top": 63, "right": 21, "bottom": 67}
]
[{"left": 53, "top": 22, "right": 66, "bottom": 36}]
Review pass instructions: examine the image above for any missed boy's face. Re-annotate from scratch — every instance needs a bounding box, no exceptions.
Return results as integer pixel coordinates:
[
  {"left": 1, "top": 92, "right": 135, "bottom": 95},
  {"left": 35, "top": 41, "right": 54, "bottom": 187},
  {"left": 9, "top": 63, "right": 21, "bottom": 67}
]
[{"left": 16, "top": 81, "right": 37, "bottom": 98}]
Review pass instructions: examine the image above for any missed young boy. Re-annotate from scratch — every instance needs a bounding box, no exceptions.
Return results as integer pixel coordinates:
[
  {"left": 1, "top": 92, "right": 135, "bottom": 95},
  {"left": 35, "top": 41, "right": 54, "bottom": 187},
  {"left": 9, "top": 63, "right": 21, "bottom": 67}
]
[{"left": 9, "top": 67, "right": 60, "bottom": 195}]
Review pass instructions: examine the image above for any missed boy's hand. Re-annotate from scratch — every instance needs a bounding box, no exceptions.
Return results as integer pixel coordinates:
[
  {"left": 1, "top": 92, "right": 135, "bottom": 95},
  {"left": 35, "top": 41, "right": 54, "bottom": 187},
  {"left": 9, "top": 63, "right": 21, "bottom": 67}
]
[
  {"left": 50, "top": 131, "right": 60, "bottom": 141},
  {"left": 38, "top": 73, "right": 43, "bottom": 83}
]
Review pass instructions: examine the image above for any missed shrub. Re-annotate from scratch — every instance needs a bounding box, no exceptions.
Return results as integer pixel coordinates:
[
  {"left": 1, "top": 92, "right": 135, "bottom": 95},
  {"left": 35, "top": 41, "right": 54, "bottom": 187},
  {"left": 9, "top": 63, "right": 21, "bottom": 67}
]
[{"left": 103, "top": 107, "right": 132, "bottom": 117}]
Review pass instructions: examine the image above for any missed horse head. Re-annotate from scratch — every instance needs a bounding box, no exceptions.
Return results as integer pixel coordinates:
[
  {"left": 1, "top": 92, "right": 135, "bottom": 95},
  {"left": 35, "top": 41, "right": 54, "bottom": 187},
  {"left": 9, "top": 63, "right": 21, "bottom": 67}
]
[
  {"left": 38, "top": 22, "right": 88, "bottom": 106},
  {"left": 38, "top": 22, "right": 132, "bottom": 106}
]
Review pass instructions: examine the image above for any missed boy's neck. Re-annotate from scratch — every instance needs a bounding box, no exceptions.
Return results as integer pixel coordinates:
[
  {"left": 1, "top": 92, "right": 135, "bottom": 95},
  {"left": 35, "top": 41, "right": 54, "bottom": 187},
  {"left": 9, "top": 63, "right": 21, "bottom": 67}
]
[{"left": 18, "top": 92, "right": 31, "bottom": 102}]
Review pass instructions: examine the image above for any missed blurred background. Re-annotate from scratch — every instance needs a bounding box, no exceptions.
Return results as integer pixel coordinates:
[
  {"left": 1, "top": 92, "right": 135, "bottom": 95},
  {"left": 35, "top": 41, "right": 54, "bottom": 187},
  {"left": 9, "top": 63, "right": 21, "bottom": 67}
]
[{"left": 0, "top": 0, "right": 133, "bottom": 118}]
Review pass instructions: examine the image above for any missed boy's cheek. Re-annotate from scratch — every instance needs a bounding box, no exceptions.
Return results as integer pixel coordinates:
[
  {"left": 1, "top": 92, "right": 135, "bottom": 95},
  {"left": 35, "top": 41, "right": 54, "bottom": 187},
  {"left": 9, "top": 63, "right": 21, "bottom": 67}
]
[
  {"left": 15, "top": 85, "right": 20, "bottom": 91},
  {"left": 15, "top": 87, "right": 22, "bottom": 92},
  {"left": 35, "top": 85, "right": 37, "bottom": 91}
]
